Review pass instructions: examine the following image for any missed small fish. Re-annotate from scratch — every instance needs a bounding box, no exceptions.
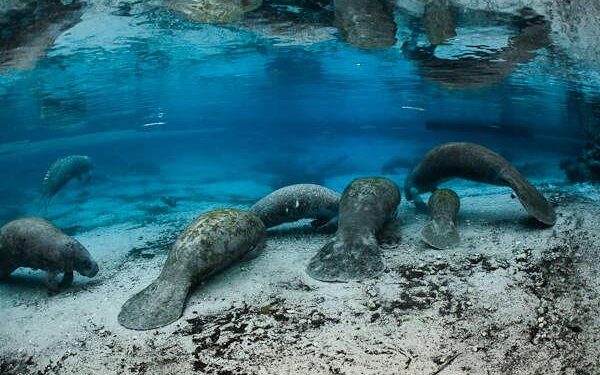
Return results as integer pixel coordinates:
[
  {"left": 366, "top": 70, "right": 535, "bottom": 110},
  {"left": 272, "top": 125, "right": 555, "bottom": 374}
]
[{"left": 420, "top": 189, "right": 460, "bottom": 250}]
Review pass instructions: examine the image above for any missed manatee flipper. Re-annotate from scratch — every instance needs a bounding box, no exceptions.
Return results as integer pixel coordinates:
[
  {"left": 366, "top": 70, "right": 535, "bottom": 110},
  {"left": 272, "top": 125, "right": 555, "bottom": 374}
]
[
  {"left": 502, "top": 169, "right": 556, "bottom": 226},
  {"left": 306, "top": 241, "right": 384, "bottom": 282},
  {"left": 59, "top": 271, "right": 74, "bottom": 288},
  {"left": 421, "top": 219, "right": 459, "bottom": 250},
  {"left": 118, "top": 277, "right": 192, "bottom": 330}
]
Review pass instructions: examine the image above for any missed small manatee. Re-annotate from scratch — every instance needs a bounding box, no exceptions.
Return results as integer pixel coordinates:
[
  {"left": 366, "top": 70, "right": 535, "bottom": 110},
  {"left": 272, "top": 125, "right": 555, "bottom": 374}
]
[
  {"left": 0, "top": 217, "right": 98, "bottom": 289},
  {"left": 306, "top": 177, "right": 400, "bottom": 282},
  {"left": 420, "top": 189, "right": 460, "bottom": 249},
  {"left": 405, "top": 142, "right": 556, "bottom": 226},
  {"left": 249, "top": 184, "right": 340, "bottom": 232},
  {"left": 118, "top": 208, "right": 265, "bottom": 330},
  {"left": 41, "top": 155, "right": 93, "bottom": 207}
]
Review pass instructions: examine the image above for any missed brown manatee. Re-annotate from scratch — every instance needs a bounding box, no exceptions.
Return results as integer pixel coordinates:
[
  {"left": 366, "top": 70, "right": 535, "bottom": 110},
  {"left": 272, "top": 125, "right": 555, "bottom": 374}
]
[
  {"left": 306, "top": 177, "right": 400, "bottom": 282},
  {"left": 405, "top": 142, "right": 556, "bottom": 226},
  {"left": 333, "top": 0, "right": 397, "bottom": 49},
  {"left": 249, "top": 184, "right": 340, "bottom": 232},
  {"left": 41, "top": 155, "right": 93, "bottom": 207},
  {"left": 118, "top": 209, "right": 265, "bottom": 330},
  {"left": 420, "top": 189, "right": 460, "bottom": 249},
  {"left": 0, "top": 217, "right": 98, "bottom": 289}
]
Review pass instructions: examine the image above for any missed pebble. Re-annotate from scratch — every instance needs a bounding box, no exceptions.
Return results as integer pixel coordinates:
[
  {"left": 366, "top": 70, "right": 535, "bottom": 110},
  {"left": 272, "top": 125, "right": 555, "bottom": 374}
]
[
  {"left": 515, "top": 253, "right": 528, "bottom": 262},
  {"left": 366, "top": 300, "right": 378, "bottom": 311}
]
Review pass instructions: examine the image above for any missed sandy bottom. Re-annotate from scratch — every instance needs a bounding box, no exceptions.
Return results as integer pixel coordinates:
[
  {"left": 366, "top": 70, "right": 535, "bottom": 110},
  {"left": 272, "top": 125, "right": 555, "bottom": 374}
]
[{"left": 1, "top": 182, "right": 600, "bottom": 375}]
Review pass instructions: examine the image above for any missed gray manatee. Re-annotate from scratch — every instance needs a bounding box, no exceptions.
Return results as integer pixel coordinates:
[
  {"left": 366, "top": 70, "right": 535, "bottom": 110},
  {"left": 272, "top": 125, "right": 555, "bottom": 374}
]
[
  {"left": 420, "top": 189, "right": 460, "bottom": 249},
  {"left": 118, "top": 209, "right": 265, "bottom": 330},
  {"left": 334, "top": 0, "right": 397, "bottom": 49},
  {"left": 306, "top": 177, "right": 400, "bottom": 282},
  {"left": 405, "top": 142, "right": 556, "bottom": 226},
  {"left": 249, "top": 184, "right": 340, "bottom": 232},
  {"left": 41, "top": 155, "right": 93, "bottom": 206},
  {"left": 0, "top": 217, "right": 98, "bottom": 289}
]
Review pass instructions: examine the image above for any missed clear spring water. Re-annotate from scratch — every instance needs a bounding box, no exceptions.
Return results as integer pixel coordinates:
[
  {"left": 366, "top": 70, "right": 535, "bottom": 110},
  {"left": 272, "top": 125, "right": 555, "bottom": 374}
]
[
  {"left": 0, "top": 0, "right": 599, "bottom": 227},
  {"left": 2, "top": 1, "right": 600, "bottom": 372}
]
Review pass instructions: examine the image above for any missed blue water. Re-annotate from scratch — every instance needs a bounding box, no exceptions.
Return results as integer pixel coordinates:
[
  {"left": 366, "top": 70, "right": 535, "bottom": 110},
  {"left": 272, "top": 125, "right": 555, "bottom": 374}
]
[{"left": 0, "top": 0, "right": 599, "bottom": 227}]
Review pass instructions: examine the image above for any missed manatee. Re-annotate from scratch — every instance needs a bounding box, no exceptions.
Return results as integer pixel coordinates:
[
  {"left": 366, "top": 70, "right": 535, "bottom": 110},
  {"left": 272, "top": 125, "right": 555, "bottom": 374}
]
[
  {"left": 306, "top": 177, "right": 400, "bottom": 282},
  {"left": 41, "top": 155, "right": 93, "bottom": 206},
  {"left": 249, "top": 184, "right": 340, "bottom": 232},
  {"left": 0, "top": 217, "right": 98, "bottom": 289},
  {"left": 421, "top": 189, "right": 460, "bottom": 249},
  {"left": 333, "top": 0, "right": 397, "bottom": 49},
  {"left": 118, "top": 208, "right": 265, "bottom": 330},
  {"left": 168, "top": 0, "right": 262, "bottom": 23},
  {"left": 405, "top": 142, "right": 556, "bottom": 226}
]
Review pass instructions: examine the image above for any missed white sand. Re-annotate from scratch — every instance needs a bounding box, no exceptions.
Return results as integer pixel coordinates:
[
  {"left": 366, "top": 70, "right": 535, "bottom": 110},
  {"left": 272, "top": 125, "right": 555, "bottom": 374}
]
[{"left": 1, "top": 183, "right": 600, "bottom": 375}]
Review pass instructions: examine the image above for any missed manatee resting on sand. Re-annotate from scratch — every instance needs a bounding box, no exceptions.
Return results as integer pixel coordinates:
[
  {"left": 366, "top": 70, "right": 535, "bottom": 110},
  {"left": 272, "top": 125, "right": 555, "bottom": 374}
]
[
  {"left": 405, "top": 142, "right": 556, "bottom": 226},
  {"left": 249, "top": 184, "right": 340, "bottom": 232},
  {"left": 306, "top": 177, "right": 400, "bottom": 282},
  {"left": 0, "top": 217, "right": 98, "bottom": 289},
  {"left": 41, "top": 155, "right": 93, "bottom": 206},
  {"left": 421, "top": 189, "right": 460, "bottom": 249},
  {"left": 118, "top": 209, "right": 265, "bottom": 330}
]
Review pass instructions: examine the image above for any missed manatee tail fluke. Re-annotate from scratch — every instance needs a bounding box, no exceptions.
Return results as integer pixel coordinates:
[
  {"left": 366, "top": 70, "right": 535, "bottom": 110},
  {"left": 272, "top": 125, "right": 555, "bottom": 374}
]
[
  {"left": 306, "top": 240, "right": 384, "bottom": 282},
  {"left": 421, "top": 218, "right": 460, "bottom": 250},
  {"left": 118, "top": 276, "right": 191, "bottom": 330},
  {"left": 503, "top": 169, "right": 556, "bottom": 226}
]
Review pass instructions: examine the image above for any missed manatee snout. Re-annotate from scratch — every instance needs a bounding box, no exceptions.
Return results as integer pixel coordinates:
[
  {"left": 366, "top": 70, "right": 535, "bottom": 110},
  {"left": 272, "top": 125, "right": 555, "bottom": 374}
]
[
  {"left": 72, "top": 241, "right": 99, "bottom": 278},
  {"left": 80, "top": 259, "right": 99, "bottom": 278}
]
